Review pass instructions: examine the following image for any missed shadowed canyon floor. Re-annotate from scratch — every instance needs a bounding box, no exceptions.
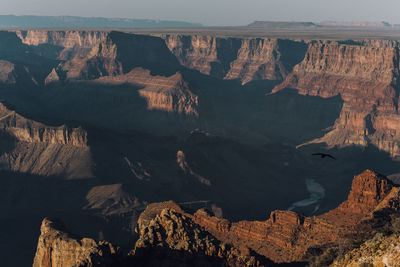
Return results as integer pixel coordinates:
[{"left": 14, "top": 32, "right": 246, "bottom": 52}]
[{"left": 1, "top": 29, "right": 400, "bottom": 266}]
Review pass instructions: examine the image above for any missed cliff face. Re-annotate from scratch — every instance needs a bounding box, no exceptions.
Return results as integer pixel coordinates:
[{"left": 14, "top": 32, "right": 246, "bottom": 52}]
[
  {"left": 33, "top": 170, "right": 400, "bottom": 265},
  {"left": 140, "top": 170, "right": 400, "bottom": 263},
  {"left": 11, "top": 30, "right": 400, "bottom": 156},
  {"left": 134, "top": 208, "right": 264, "bottom": 266},
  {"left": 95, "top": 68, "right": 199, "bottom": 116},
  {"left": 273, "top": 41, "right": 400, "bottom": 157},
  {"left": 225, "top": 38, "right": 308, "bottom": 84},
  {"left": 0, "top": 102, "right": 92, "bottom": 178},
  {"left": 163, "top": 34, "right": 307, "bottom": 84},
  {"left": 16, "top": 30, "right": 107, "bottom": 49},
  {"left": 33, "top": 206, "right": 266, "bottom": 267},
  {"left": 0, "top": 102, "right": 87, "bottom": 146},
  {"left": 46, "top": 31, "right": 180, "bottom": 82},
  {"left": 163, "top": 35, "right": 241, "bottom": 78},
  {"left": 33, "top": 218, "right": 120, "bottom": 267}
]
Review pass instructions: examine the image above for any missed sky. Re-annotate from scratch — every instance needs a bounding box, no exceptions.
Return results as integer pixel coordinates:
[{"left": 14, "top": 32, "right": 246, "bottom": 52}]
[{"left": 1, "top": 0, "right": 399, "bottom": 26}]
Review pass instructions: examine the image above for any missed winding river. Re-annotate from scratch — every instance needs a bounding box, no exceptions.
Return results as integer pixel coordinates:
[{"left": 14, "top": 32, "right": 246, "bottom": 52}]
[{"left": 288, "top": 178, "right": 325, "bottom": 212}]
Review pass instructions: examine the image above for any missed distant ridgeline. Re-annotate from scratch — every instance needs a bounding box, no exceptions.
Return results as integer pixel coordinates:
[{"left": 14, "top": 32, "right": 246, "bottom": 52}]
[
  {"left": 247, "top": 20, "right": 393, "bottom": 29},
  {"left": 0, "top": 15, "right": 203, "bottom": 28}
]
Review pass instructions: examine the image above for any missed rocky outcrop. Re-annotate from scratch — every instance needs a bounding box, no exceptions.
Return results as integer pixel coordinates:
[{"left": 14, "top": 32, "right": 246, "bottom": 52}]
[
  {"left": 94, "top": 67, "right": 199, "bottom": 116},
  {"left": 134, "top": 208, "right": 264, "bottom": 266},
  {"left": 225, "top": 38, "right": 307, "bottom": 84},
  {"left": 0, "top": 60, "right": 18, "bottom": 85},
  {"left": 177, "top": 150, "right": 210, "bottom": 185},
  {"left": 32, "top": 170, "right": 400, "bottom": 265},
  {"left": 332, "top": 232, "right": 400, "bottom": 267},
  {"left": 33, "top": 205, "right": 267, "bottom": 267},
  {"left": 141, "top": 170, "right": 400, "bottom": 263},
  {"left": 163, "top": 34, "right": 307, "bottom": 84},
  {"left": 0, "top": 102, "right": 92, "bottom": 178},
  {"left": 52, "top": 31, "right": 180, "bottom": 82},
  {"left": 0, "top": 102, "right": 87, "bottom": 146},
  {"left": 16, "top": 30, "right": 107, "bottom": 49},
  {"left": 84, "top": 184, "right": 143, "bottom": 216},
  {"left": 0, "top": 60, "right": 39, "bottom": 87},
  {"left": 273, "top": 40, "right": 400, "bottom": 157},
  {"left": 163, "top": 35, "right": 241, "bottom": 78},
  {"left": 16, "top": 30, "right": 108, "bottom": 60},
  {"left": 33, "top": 218, "right": 121, "bottom": 267}
]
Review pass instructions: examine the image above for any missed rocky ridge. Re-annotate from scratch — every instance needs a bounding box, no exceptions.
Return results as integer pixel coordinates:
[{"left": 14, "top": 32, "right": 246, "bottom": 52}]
[
  {"left": 0, "top": 102, "right": 92, "bottom": 178},
  {"left": 33, "top": 207, "right": 267, "bottom": 267},
  {"left": 94, "top": 68, "right": 199, "bottom": 116},
  {"left": 33, "top": 218, "right": 121, "bottom": 267},
  {"left": 137, "top": 170, "right": 400, "bottom": 263},
  {"left": 332, "top": 232, "right": 400, "bottom": 267},
  {"left": 163, "top": 34, "right": 307, "bottom": 84},
  {"left": 33, "top": 170, "right": 400, "bottom": 265},
  {"left": 272, "top": 40, "right": 400, "bottom": 157}
]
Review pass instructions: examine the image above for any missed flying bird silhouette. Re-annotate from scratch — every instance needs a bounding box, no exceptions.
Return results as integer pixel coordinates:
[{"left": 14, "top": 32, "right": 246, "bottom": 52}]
[{"left": 312, "top": 153, "right": 336, "bottom": 160}]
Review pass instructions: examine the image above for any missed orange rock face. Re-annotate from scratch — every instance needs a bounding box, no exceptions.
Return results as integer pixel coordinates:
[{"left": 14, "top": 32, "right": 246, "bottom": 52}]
[
  {"left": 33, "top": 218, "right": 120, "bottom": 267},
  {"left": 95, "top": 68, "right": 199, "bottom": 116},
  {"left": 137, "top": 170, "right": 400, "bottom": 263},
  {"left": 273, "top": 41, "right": 400, "bottom": 157}
]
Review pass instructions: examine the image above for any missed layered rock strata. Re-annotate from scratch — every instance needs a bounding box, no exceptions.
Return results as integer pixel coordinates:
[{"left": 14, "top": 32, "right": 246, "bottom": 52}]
[
  {"left": 94, "top": 68, "right": 199, "bottom": 116},
  {"left": 163, "top": 34, "right": 307, "bottom": 84},
  {"left": 33, "top": 170, "right": 400, "bottom": 265},
  {"left": 33, "top": 218, "right": 120, "bottom": 267},
  {"left": 134, "top": 208, "right": 265, "bottom": 266},
  {"left": 273, "top": 40, "right": 400, "bottom": 157},
  {"left": 34, "top": 209, "right": 266, "bottom": 267},
  {"left": 139, "top": 170, "right": 400, "bottom": 263},
  {"left": 0, "top": 102, "right": 92, "bottom": 178}
]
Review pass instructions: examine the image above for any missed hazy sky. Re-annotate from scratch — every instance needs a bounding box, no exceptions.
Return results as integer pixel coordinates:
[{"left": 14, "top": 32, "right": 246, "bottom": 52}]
[{"left": 1, "top": 0, "right": 399, "bottom": 26}]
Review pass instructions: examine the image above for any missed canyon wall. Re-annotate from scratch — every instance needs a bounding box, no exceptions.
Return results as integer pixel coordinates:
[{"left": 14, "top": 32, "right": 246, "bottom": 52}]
[
  {"left": 0, "top": 102, "right": 92, "bottom": 178},
  {"left": 163, "top": 34, "right": 307, "bottom": 84},
  {"left": 273, "top": 40, "right": 400, "bottom": 157},
  {"left": 35, "top": 170, "right": 400, "bottom": 265},
  {"left": 94, "top": 68, "right": 199, "bottom": 116},
  {"left": 139, "top": 170, "right": 400, "bottom": 263},
  {"left": 10, "top": 29, "right": 400, "bottom": 156}
]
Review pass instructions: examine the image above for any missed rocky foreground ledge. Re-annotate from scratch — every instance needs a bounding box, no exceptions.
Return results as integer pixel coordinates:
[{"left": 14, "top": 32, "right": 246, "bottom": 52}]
[{"left": 33, "top": 170, "right": 400, "bottom": 266}]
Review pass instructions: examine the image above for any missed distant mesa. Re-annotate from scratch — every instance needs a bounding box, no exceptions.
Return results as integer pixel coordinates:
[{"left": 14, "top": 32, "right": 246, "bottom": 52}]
[
  {"left": 0, "top": 15, "right": 202, "bottom": 28},
  {"left": 247, "top": 20, "right": 393, "bottom": 29},
  {"left": 247, "top": 21, "right": 318, "bottom": 29},
  {"left": 319, "top": 21, "right": 392, "bottom": 27}
]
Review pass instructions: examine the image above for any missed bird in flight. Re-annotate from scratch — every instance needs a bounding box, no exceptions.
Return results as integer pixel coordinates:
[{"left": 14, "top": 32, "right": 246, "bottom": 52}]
[{"left": 312, "top": 153, "right": 336, "bottom": 160}]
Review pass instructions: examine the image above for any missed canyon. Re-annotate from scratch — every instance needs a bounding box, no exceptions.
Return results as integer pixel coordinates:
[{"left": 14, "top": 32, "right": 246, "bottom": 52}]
[{"left": 1, "top": 29, "right": 400, "bottom": 266}]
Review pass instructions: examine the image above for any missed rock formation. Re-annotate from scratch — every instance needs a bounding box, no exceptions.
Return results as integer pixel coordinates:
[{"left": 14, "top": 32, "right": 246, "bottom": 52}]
[
  {"left": 33, "top": 206, "right": 267, "bottom": 267},
  {"left": 94, "top": 68, "right": 199, "bottom": 116},
  {"left": 177, "top": 150, "right": 211, "bottom": 185},
  {"left": 138, "top": 170, "right": 400, "bottom": 263},
  {"left": 332, "top": 232, "right": 400, "bottom": 267},
  {"left": 163, "top": 34, "right": 307, "bottom": 84},
  {"left": 273, "top": 40, "right": 400, "bottom": 157},
  {"left": 134, "top": 208, "right": 265, "bottom": 266},
  {"left": 33, "top": 218, "right": 121, "bottom": 267},
  {"left": 33, "top": 170, "right": 400, "bottom": 265},
  {"left": 0, "top": 101, "right": 92, "bottom": 178}
]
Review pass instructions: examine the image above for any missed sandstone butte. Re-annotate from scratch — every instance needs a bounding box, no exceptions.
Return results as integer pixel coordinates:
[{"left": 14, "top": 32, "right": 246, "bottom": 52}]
[{"left": 33, "top": 170, "right": 400, "bottom": 266}]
